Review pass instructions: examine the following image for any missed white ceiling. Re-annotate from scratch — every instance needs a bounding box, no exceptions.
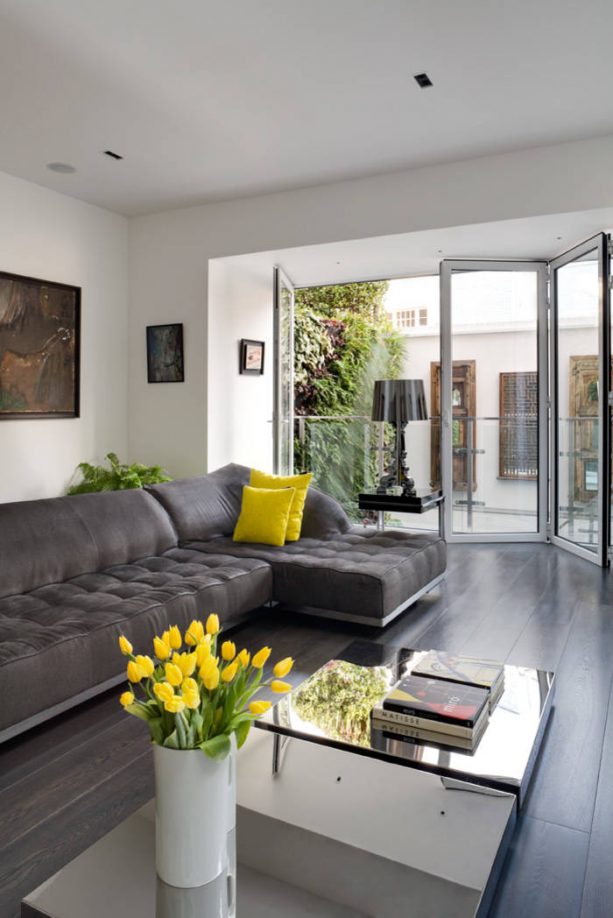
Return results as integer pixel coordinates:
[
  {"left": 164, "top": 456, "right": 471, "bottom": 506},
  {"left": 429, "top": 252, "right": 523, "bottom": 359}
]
[
  {"left": 0, "top": 0, "right": 612, "bottom": 216},
  {"left": 220, "top": 208, "right": 613, "bottom": 288}
]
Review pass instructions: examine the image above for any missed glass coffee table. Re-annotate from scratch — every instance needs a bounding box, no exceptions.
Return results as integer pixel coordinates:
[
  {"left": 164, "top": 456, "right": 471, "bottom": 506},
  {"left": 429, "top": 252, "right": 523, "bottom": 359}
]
[
  {"left": 257, "top": 639, "right": 554, "bottom": 807},
  {"left": 22, "top": 640, "right": 554, "bottom": 918}
]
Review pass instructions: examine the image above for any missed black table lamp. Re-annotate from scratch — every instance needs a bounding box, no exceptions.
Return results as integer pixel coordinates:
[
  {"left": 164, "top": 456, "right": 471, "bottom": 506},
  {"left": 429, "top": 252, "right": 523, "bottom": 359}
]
[{"left": 371, "top": 379, "right": 428, "bottom": 495}]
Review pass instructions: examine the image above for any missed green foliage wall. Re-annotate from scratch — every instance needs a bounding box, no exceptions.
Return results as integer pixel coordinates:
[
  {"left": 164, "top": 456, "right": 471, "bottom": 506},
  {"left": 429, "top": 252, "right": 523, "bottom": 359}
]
[{"left": 294, "top": 281, "right": 405, "bottom": 514}]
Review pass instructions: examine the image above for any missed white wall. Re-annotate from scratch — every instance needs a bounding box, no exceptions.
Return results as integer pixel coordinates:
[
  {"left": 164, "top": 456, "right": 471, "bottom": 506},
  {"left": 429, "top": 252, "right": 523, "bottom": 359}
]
[
  {"left": 127, "top": 134, "right": 613, "bottom": 473},
  {"left": 207, "top": 255, "right": 274, "bottom": 471},
  {"left": 0, "top": 170, "right": 128, "bottom": 502}
]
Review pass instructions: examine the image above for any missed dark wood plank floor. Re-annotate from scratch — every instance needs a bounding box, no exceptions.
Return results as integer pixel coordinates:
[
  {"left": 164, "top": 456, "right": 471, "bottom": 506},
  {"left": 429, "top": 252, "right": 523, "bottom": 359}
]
[{"left": 1, "top": 543, "right": 612, "bottom": 918}]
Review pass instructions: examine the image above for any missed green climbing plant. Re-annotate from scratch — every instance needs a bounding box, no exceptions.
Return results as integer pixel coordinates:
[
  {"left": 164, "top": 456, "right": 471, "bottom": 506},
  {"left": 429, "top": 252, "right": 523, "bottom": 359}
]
[{"left": 294, "top": 281, "right": 405, "bottom": 516}]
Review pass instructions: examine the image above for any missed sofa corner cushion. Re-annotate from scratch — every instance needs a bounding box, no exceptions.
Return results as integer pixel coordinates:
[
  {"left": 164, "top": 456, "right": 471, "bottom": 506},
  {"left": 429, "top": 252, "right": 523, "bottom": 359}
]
[
  {"left": 300, "top": 486, "right": 352, "bottom": 539},
  {"left": 147, "top": 463, "right": 250, "bottom": 541}
]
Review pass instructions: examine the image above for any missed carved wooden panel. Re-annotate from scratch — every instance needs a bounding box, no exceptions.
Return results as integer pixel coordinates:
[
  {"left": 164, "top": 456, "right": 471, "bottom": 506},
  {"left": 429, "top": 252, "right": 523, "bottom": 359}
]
[
  {"left": 499, "top": 372, "right": 538, "bottom": 480},
  {"left": 430, "top": 360, "right": 476, "bottom": 490}
]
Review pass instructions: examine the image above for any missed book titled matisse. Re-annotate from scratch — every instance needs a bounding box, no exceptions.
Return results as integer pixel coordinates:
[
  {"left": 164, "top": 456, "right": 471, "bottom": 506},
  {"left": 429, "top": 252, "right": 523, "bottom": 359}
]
[{"left": 382, "top": 675, "right": 489, "bottom": 732}]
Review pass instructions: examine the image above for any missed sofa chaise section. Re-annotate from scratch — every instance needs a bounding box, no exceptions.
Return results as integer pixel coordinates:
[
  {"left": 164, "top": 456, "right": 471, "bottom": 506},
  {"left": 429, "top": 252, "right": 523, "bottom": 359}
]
[
  {"left": 186, "top": 529, "right": 446, "bottom": 625},
  {"left": 149, "top": 465, "right": 447, "bottom": 626}
]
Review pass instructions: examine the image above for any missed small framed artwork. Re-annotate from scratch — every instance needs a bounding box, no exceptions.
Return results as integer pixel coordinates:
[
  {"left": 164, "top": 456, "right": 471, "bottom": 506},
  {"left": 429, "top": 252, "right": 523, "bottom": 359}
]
[
  {"left": 239, "top": 339, "right": 265, "bottom": 375},
  {"left": 0, "top": 270, "right": 80, "bottom": 419},
  {"left": 147, "top": 323, "right": 184, "bottom": 383}
]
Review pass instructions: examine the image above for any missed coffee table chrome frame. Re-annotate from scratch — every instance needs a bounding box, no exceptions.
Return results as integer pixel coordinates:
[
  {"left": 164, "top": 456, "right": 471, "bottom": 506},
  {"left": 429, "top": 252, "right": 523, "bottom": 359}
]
[{"left": 272, "top": 733, "right": 291, "bottom": 776}]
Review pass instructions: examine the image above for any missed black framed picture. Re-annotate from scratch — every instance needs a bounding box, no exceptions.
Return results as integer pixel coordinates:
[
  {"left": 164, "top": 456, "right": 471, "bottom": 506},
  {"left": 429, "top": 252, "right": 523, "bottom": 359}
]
[
  {"left": 0, "top": 270, "right": 80, "bottom": 419},
  {"left": 147, "top": 323, "right": 184, "bottom": 383},
  {"left": 239, "top": 339, "right": 265, "bottom": 375}
]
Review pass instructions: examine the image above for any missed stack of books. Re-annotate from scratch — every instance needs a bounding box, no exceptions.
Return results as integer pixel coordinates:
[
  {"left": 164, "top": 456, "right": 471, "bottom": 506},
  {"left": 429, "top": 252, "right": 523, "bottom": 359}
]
[{"left": 371, "top": 651, "right": 505, "bottom": 752}]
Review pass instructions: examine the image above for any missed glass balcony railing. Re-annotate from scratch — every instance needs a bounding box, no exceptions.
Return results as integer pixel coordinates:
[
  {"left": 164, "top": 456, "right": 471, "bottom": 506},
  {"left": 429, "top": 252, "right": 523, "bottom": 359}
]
[{"left": 294, "top": 414, "right": 546, "bottom": 534}]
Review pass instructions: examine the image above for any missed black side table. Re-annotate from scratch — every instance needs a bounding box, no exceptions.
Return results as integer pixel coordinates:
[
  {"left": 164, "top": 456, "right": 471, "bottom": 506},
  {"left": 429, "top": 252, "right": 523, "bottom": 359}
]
[{"left": 358, "top": 489, "right": 444, "bottom": 537}]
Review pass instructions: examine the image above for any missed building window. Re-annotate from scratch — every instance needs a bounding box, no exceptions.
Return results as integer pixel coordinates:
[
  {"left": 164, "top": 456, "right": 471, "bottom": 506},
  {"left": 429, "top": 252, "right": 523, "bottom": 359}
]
[
  {"left": 396, "top": 309, "right": 415, "bottom": 328},
  {"left": 394, "top": 307, "right": 428, "bottom": 329},
  {"left": 499, "top": 372, "right": 538, "bottom": 479}
]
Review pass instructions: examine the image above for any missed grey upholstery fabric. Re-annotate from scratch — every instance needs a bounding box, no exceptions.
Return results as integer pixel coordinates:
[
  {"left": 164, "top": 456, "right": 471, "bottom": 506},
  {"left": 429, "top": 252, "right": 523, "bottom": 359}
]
[
  {"left": 0, "top": 466, "right": 445, "bottom": 737},
  {"left": 0, "top": 490, "right": 176, "bottom": 600},
  {"left": 0, "top": 496, "right": 97, "bottom": 600},
  {"left": 147, "top": 464, "right": 249, "bottom": 541},
  {"left": 187, "top": 527, "right": 446, "bottom": 620},
  {"left": 300, "top": 486, "right": 352, "bottom": 539},
  {"left": 148, "top": 464, "right": 352, "bottom": 542},
  {"left": 70, "top": 490, "right": 178, "bottom": 569},
  {"left": 0, "top": 548, "right": 272, "bottom": 732}
]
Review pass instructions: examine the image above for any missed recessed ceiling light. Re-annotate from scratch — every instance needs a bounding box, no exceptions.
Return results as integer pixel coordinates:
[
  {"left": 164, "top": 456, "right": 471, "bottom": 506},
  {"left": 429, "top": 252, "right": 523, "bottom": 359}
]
[
  {"left": 414, "top": 72, "right": 433, "bottom": 89},
  {"left": 103, "top": 149, "right": 124, "bottom": 161},
  {"left": 46, "top": 162, "right": 77, "bottom": 174}
]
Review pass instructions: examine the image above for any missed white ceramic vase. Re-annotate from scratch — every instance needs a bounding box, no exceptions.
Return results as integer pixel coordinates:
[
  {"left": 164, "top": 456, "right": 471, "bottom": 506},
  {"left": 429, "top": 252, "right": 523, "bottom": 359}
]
[{"left": 154, "top": 742, "right": 235, "bottom": 890}]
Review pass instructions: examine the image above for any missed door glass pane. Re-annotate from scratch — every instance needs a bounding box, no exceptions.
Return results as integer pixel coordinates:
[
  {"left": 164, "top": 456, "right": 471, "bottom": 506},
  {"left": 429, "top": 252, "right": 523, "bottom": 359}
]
[
  {"left": 449, "top": 270, "right": 540, "bottom": 534},
  {"left": 383, "top": 275, "right": 440, "bottom": 532},
  {"left": 555, "top": 249, "right": 599, "bottom": 552}
]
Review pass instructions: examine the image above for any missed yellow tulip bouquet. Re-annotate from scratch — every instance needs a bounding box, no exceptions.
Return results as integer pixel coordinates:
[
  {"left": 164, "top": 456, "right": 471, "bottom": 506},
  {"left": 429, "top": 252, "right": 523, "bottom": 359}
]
[{"left": 118, "top": 614, "right": 293, "bottom": 760}]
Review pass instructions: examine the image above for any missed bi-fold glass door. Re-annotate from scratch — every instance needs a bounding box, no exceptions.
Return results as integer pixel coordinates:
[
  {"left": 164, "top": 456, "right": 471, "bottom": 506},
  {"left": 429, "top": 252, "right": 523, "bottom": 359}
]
[
  {"left": 440, "top": 260, "right": 549, "bottom": 543},
  {"left": 273, "top": 266, "right": 295, "bottom": 474},
  {"left": 440, "top": 238, "right": 611, "bottom": 565},
  {"left": 550, "top": 234, "right": 610, "bottom": 566}
]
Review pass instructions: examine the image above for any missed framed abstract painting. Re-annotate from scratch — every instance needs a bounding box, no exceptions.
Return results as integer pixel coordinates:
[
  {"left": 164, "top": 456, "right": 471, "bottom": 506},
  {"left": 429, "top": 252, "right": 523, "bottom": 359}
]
[
  {"left": 0, "top": 270, "right": 80, "bottom": 419},
  {"left": 147, "top": 323, "right": 185, "bottom": 383}
]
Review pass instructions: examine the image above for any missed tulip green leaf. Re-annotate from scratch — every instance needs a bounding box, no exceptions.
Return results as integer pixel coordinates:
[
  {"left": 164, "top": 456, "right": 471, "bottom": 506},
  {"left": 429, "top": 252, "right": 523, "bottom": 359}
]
[
  {"left": 148, "top": 717, "right": 164, "bottom": 746},
  {"left": 234, "top": 719, "right": 252, "bottom": 749},
  {"left": 200, "top": 734, "right": 231, "bottom": 761},
  {"left": 126, "top": 703, "right": 153, "bottom": 723},
  {"left": 163, "top": 730, "right": 180, "bottom": 749}
]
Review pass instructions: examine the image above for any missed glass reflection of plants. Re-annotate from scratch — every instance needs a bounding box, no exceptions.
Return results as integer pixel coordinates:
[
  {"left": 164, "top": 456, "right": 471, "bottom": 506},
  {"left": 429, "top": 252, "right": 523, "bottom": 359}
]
[{"left": 292, "top": 660, "right": 390, "bottom": 746}]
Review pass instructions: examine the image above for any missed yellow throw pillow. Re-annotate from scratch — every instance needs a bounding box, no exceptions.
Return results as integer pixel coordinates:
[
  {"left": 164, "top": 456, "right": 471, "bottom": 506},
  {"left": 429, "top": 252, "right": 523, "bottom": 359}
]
[
  {"left": 250, "top": 469, "right": 313, "bottom": 541},
  {"left": 233, "top": 485, "right": 295, "bottom": 547}
]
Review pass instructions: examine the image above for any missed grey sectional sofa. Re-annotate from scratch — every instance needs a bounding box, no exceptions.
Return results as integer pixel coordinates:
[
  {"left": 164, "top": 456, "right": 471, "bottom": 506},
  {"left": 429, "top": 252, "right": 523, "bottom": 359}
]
[{"left": 0, "top": 463, "right": 445, "bottom": 741}]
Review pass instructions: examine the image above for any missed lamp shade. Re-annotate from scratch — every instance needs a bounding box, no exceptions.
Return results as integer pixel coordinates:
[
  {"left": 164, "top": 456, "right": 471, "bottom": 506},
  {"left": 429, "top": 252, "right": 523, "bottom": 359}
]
[{"left": 371, "top": 379, "right": 428, "bottom": 424}]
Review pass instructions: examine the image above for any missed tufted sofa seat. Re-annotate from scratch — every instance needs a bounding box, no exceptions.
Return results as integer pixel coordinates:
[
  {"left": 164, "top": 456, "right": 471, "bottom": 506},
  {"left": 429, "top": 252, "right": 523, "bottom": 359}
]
[
  {"left": 0, "top": 549, "right": 271, "bottom": 736},
  {"left": 0, "top": 486, "right": 272, "bottom": 740},
  {"left": 187, "top": 529, "right": 445, "bottom": 625},
  {"left": 0, "top": 462, "right": 445, "bottom": 740}
]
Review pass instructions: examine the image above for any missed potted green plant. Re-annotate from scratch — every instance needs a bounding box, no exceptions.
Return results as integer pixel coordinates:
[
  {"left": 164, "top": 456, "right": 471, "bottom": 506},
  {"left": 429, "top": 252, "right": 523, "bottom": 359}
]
[{"left": 67, "top": 452, "right": 171, "bottom": 494}]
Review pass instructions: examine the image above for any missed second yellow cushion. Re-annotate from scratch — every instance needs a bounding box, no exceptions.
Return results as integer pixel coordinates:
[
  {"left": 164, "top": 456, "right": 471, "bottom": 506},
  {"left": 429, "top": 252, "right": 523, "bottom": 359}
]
[
  {"left": 250, "top": 469, "right": 313, "bottom": 541},
  {"left": 233, "top": 485, "right": 295, "bottom": 547}
]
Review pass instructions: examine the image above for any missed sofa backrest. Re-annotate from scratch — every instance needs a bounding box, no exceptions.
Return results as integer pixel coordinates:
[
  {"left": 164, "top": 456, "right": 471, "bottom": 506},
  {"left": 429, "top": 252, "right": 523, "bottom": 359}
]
[
  {"left": 69, "top": 490, "right": 178, "bottom": 569},
  {"left": 148, "top": 463, "right": 352, "bottom": 542},
  {"left": 147, "top": 463, "right": 249, "bottom": 542},
  {"left": 0, "top": 489, "right": 177, "bottom": 599}
]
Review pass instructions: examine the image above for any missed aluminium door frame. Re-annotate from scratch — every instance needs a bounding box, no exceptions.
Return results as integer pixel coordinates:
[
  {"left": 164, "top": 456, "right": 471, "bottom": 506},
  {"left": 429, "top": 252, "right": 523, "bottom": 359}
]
[
  {"left": 440, "top": 259, "right": 549, "bottom": 543},
  {"left": 549, "top": 233, "right": 610, "bottom": 567},
  {"left": 273, "top": 266, "right": 295, "bottom": 474}
]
